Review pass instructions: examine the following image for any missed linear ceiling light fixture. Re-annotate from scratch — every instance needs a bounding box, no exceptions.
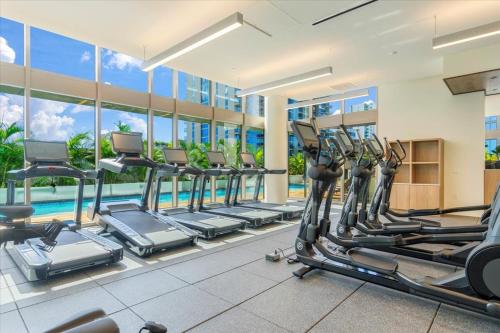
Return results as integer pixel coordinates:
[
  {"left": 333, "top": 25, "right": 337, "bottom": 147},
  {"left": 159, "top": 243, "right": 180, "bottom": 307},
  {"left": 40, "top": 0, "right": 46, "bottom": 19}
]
[
  {"left": 432, "top": 20, "right": 500, "bottom": 49},
  {"left": 142, "top": 12, "right": 243, "bottom": 71},
  {"left": 285, "top": 88, "right": 369, "bottom": 109},
  {"left": 237, "top": 67, "right": 333, "bottom": 97},
  {"left": 312, "top": 0, "right": 379, "bottom": 26}
]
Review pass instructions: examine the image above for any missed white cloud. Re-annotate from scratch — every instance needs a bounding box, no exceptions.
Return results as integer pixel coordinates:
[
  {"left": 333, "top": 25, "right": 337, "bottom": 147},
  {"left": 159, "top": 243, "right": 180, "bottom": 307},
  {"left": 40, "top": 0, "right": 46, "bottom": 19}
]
[
  {"left": 120, "top": 113, "right": 147, "bottom": 136},
  {"left": 70, "top": 104, "right": 92, "bottom": 114},
  {"left": 30, "top": 99, "right": 75, "bottom": 141},
  {"left": 80, "top": 50, "right": 91, "bottom": 63},
  {"left": 0, "top": 36, "right": 16, "bottom": 63},
  {"left": 104, "top": 51, "right": 142, "bottom": 71},
  {"left": 0, "top": 94, "right": 23, "bottom": 126}
]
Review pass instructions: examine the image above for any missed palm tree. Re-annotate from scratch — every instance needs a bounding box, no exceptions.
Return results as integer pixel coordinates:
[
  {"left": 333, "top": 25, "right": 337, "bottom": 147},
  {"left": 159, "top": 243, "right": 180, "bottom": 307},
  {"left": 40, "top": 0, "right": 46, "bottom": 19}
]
[
  {"left": 0, "top": 123, "right": 24, "bottom": 188},
  {"left": 67, "top": 132, "right": 95, "bottom": 170},
  {"left": 115, "top": 121, "right": 131, "bottom": 132}
]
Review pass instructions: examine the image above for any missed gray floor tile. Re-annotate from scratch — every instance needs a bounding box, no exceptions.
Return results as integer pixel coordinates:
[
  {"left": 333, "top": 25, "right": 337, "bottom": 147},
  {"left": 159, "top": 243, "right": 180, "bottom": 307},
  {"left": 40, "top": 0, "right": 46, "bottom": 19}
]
[
  {"left": 429, "top": 304, "right": 500, "bottom": 333},
  {"left": 109, "top": 308, "right": 149, "bottom": 333},
  {"left": 240, "top": 258, "right": 297, "bottom": 283},
  {"left": 240, "top": 270, "right": 363, "bottom": 332},
  {"left": 20, "top": 287, "right": 125, "bottom": 333},
  {"left": 310, "top": 283, "right": 438, "bottom": 333},
  {"left": 187, "top": 307, "right": 289, "bottom": 333},
  {"left": 131, "top": 285, "right": 232, "bottom": 333},
  {"left": 0, "top": 273, "right": 7, "bottom": 289},
  {"left": 85, "top": 254, "right": 154, "bottom": 285},
  {"left": 195, "top": 268, "right": 277, "bottom": 304},
  {"left": 0, "top": 287, "right": 17, "bottom": 314},
  {"left": 0, "top": 310, "right": 27, "bottom": 333},
  {"left": 239, "top": 237, "right": 292, "bottom": 255},
  {"left": 103, "top": 269, "right": 187, "bottom": 306},
  {"left": 10, "top": 272, "right": 98, "bottom": 308},
  {"left": 0, "top": 252, "right": 16, "bottom": 270},
  {"left": 1, "top": 267, "right": 28, "bottom": 287}
]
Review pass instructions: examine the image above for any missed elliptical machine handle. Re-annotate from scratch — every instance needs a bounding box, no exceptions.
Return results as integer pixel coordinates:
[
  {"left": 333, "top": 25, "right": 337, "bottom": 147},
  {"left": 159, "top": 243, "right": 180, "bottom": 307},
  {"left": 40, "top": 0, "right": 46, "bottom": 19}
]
[{"left": 396, "top": 140, "right": 407, "bottom": 160}]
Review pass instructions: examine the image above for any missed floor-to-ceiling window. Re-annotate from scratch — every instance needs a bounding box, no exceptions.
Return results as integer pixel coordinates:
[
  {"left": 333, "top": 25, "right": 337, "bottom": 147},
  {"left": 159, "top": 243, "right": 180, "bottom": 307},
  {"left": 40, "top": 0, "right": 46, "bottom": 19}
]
[
  {"left": 178, "top": 116, "right": 211, "bottom": 204},
  {"left": 344, "top": 87, "right": 377, "bottom": 113},
  {"left": 245, "top": 127, "right": 264, "bottom": 200},
  {"left": 246, "top": 95, "right": 265, "bottom": 117},
  {"left": 0, "top": 85, "right": 24, "bottom": 206},
  {"left": 288, "top": 100, "right": 309, "bottom": 198},
  {"left": 215, "top": 122, "right": 241, "bottom": 202},
  {"left": 29, "top": 91, "right": 95, "bottom": 221},
  {"left": 485, "top": 116, "right": 500, "bottom": 169},
  {"left": 312, "top": 101, "right": 341, "bottom": 117},
  {"left": 153, "top": 111, "right": 173, "bottom": 207},
  {"left": 153, "top": 66, "right": 173, "bottom": 98},
  {"left": 100, "top": 102, "right": 148, "bottom": 202},
  {"left": 0, "top": 17, "right": 24, "bottom": 66},
  {"left": 178, "top": 72, "right": 210, "bottom": 106},
  {"left": 215, "top": 83, "right": 241, "bottom": 112},
  {"left": 101, "top": 48, "right": 147, "bottom": 92}
]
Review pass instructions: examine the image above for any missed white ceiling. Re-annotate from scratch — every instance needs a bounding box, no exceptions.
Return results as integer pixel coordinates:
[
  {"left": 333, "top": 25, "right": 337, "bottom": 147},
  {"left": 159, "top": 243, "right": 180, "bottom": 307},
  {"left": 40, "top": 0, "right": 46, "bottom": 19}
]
[{"left": 2, "top": 0, "right": 500, "bottom": 99}]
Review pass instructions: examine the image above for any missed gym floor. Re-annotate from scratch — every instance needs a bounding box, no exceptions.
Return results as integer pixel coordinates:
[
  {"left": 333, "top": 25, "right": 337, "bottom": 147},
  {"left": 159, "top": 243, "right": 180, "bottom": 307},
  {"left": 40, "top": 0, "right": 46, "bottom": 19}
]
[{"left": 1, "top": 209, "right": 499, "bottom": 333}]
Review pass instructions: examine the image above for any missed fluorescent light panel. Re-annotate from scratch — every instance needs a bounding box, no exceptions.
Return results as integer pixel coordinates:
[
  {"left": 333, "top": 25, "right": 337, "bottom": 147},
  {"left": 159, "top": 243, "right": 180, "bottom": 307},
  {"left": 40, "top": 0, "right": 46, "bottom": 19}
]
[
  {"left": 285, "top": 88, "right": 369, "bottom": 110},
  {"left": 237, "top": 67, "right": 333, "bottom": 97},
  {"left": 433, "top": 20, "right": 500, "bottom": 49},
  {"left": 142, "top": 12, "right": 243, "bottom": 71}
]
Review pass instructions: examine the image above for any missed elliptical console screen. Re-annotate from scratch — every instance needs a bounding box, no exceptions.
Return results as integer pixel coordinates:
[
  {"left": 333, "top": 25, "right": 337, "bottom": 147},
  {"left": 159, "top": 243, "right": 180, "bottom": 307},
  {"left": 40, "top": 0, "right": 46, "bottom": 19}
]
[
  {"left": 367, "top": 138, "right": 384, "bottom": 156},
  {"left": 163, "top": 149, "right": 188, "bottom": 164},
  {"left": 336, "top": 132, "right": 354, "bottom": 152},
  {"left": 111, "top": 132, "right": 144, "bottom": 154},
  {"left": 206, "top": 151, "right": 226, "bottom": 165},
  {"left": 241, "top": 153, "right": 256, "bottom": 165},
  {"left": 24, "top": 140, "right": 69, "bottom": 163},
  {"left": 293, "top": 122, "right": 318, "bottom": 148}
]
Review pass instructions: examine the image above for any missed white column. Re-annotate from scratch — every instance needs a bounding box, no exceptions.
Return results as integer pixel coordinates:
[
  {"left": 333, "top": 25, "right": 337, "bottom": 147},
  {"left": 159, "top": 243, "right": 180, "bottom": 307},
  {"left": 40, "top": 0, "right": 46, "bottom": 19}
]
[{"left": 264, "top": 95, "right": 288, "bottom": 203}]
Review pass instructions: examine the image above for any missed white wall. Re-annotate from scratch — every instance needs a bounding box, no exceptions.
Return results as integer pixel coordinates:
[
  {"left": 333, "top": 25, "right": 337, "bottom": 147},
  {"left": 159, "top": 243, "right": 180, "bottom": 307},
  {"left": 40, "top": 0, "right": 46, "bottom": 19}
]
[
  {"left": 378, "top": 75, "right": 485, "bottom": 211},
  {"left": 486, "top": 94, "right": 500, "bottom": 116}
]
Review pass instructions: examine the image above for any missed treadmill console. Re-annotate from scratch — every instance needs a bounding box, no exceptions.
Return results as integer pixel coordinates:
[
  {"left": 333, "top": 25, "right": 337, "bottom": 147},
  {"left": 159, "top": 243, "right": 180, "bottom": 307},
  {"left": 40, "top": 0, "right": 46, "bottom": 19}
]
[
  {"left": 241, "top": 153, "right": 257, "bottom": 167},
  {"left": 24, "top": 139, "right": 68, "bottom": 163},
  {"left": 206, "top": 151, "right": 227, "bottom": 167},
  {"left": 163, "top": 149, "right": 189, "bottom": 166},
  {"left": 111, "top": 132, "right": 144, "bottom": 155}
]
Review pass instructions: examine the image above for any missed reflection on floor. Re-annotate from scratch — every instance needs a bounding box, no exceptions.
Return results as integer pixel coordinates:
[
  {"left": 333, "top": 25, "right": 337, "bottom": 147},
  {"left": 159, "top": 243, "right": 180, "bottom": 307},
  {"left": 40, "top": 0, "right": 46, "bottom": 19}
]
[{"left": 1, "top": 211, "right": 499, "bottom": 333}]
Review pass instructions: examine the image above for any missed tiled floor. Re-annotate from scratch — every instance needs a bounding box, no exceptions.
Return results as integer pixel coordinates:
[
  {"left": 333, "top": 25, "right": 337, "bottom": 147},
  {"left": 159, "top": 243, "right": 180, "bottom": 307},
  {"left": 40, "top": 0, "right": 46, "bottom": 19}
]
[{"left": 1, "top": 215, "right": 500, "bottom": 333}]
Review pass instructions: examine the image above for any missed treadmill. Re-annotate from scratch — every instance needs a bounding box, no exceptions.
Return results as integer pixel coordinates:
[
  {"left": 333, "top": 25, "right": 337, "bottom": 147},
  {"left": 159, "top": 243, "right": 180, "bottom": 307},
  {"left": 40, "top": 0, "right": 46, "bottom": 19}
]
[
  {"left": 6, "top": 139, "right": 123, "bottom": 281},
  {"left": 231, "top": 152, "right": 304, "bottom": 219},
  {"left": 197, "top": 151, "right": 283, "bottom": 228},
  {"left": 88, "top": 132, "right": 197, "bottom": 257},
  {"left": 153, "top": 148, "right": 246, "bottom": 239}
]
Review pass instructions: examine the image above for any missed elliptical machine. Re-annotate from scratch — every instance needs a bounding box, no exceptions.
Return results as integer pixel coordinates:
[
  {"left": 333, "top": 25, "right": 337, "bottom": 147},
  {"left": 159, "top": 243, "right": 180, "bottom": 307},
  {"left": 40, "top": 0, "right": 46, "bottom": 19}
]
[{"left": 292, "top": 119, "right": 500, "bottom": 318}]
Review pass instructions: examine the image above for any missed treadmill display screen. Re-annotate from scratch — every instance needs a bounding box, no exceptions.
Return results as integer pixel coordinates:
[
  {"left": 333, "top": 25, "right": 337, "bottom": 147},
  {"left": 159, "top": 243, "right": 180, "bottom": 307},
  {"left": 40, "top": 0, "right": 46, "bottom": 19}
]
[
  {"left": 24, "top": 140, "right": 69, "bottom": 163},
  {"left": 111, "top": 132, "right": 144, "bottom": 154},
  {"left": 241, "top": 153, "right": 256, "bottom": 165},
  {"left": 294, "top": 123, "right": 318, "bottom": 148},
  {"left": 206, "top": 151, "right": 226, "bottom": 165},
  {"left": 163, "top": 149, "right": 188, "bottom": 164}
]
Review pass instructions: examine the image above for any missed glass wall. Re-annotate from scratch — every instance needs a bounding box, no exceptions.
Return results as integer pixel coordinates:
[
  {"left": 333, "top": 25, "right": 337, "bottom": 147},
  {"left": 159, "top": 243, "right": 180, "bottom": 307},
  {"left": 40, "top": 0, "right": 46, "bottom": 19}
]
[
  {"left": 29, "top": 91, "right": 95, "bottom": 220},
  {"left": 288, "top": 132, "right": 305, "bottom": 198},
  {"left": 245, "top": 127, "right": 264, "bottom": 199},
  {"left": 153, "top": 66, "right": 173, "bottom": 98},
  {"left": 0, "top": 17, "right": 24, "bottom": 65},
  {"left": 31, "top": 27, "right": 95, "bottom": 80},
  {"left": 178, "top": 71, "right": 210, "bottom": 106},
  {"left": 215, "top": 83, "right": 241, "bottom": 112},
  {"left": 153, "top": 111, "right": 173, "bottom": 207},
  {"left": 246, "top": 95, "right": 265, "bottom": 117},
  {"left": 215, "top": 122, "right": 241, "bottom": 202},
  {"left": 101, "top": 48, "right": 147, "bottom": 92},
  {"left": 485, "top": 116, "right": 500, "bottom": 169},
  {"left": 313, "top": 101, "right": 341, "bottom": 117},
  {"left": 288, "top": 98, "right": 309, "bottom": 121},
  {"left": 344, "top": 87, "right": 377, "bottom": 113},
  {"left": 100, "top": 103, "right": 148, "bottom": 202},
  {"left": 0, "top": 85, "right": 24, "bottom": 205},
  {"left": 178, "top": 116, "right": 211, "bottom": 204}
]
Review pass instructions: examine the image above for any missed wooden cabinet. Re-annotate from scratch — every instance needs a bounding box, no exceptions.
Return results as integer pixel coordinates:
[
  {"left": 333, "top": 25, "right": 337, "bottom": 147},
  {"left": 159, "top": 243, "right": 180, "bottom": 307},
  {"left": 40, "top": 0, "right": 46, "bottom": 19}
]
[
  {"left": 485, "top": 170, "right": 500, "bottom": 204},
  {"left": 389, "top": 139, "right": 444, "bottom": 210}
]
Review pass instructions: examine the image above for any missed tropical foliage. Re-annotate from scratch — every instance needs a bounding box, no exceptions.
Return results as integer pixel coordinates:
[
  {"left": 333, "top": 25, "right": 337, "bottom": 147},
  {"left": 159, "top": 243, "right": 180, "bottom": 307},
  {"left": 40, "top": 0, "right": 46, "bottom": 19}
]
[
  {"left": 0, "top": 123, "right": 24, "bottom": 188},
  {"left": 288, "top": 152, "right": 305, "bottom": 175},
  {"left": 246, "top": 145, "right": 264, "bottom": 167},
  {"left": 217, "top": 138, "right": 241, "bottom": 167}
]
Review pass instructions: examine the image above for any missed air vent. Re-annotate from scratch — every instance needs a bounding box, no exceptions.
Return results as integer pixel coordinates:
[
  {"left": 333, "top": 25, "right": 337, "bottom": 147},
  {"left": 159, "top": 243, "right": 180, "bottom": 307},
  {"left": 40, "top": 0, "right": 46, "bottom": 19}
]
[
  {"left": 312, "top": 0, "right": 379, "bottom": 26},
  {"left": 330, "top": 82, "right": 357, "bottom": 92}
]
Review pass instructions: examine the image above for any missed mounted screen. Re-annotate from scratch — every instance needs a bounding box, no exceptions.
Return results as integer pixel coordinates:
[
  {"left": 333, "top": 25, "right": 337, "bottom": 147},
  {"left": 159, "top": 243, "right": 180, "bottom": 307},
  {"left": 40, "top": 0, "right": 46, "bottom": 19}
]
[
  {"left": 241, "top": 152, "right": 256, "bottom": 165},
  {"left": 24, "top": 139, "right": 69, "bottom": 163},
  {"left": 111, "top": 132, "right": 143, "bottom": 154},
  {"left": 292, "top": 121, "right": 318, "bottom": 148},
  {"left": 206, "top": 151, "right": 226, "bottom": 165},
  {"left": 335, "top": 131, "right": 354, "bottom": 155},
  {"left": 163, "top": 149, "right": 188, "bottom": 164},
  {"left": 367, "top": 138, "right": 384, "bottom": 156}
]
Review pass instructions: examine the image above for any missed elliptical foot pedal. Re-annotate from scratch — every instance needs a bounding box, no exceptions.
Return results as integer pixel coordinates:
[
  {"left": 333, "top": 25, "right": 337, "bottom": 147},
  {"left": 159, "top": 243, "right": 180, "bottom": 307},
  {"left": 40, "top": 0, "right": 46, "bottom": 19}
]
[
  {"left": 347, "top": 248, "right": 397, "bottom": 274},
  {"left": 293, "top": 265, "right": 314, "bottom": 278}
]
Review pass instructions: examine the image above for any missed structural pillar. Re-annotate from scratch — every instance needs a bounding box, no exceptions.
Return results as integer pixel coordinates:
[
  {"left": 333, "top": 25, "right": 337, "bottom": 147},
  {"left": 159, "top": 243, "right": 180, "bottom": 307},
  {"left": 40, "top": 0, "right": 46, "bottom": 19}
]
[{"left": 264, "top": 95, "right": 288, "bottom": 203}]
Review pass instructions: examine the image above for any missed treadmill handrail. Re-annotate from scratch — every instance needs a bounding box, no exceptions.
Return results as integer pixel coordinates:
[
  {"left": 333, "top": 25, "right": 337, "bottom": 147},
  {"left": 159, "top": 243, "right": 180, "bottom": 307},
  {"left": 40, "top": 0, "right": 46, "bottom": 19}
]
[{"left": 7, "top": 162, "right": 86, "bottom": 180}]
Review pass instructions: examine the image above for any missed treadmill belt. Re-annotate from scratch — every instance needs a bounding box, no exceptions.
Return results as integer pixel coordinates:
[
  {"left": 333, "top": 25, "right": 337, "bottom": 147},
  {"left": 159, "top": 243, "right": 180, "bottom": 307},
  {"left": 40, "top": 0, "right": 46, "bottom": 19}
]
[{"left": 112, "top": 211, "right": 175, "bottom": 234}]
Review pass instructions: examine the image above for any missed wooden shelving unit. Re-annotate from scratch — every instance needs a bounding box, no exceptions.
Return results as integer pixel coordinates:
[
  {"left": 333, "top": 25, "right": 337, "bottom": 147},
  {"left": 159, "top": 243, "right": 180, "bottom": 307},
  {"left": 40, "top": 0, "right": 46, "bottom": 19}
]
[{"left": 389, "top": 138, "right": 444, "bottom": 210}]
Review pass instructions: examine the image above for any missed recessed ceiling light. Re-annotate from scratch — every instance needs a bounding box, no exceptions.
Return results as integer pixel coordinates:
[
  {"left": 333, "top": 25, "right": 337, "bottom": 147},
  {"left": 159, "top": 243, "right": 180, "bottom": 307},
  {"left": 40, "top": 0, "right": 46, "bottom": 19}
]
[{"left": 390, "top": 50, "right": 398, "bottom": 55}]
